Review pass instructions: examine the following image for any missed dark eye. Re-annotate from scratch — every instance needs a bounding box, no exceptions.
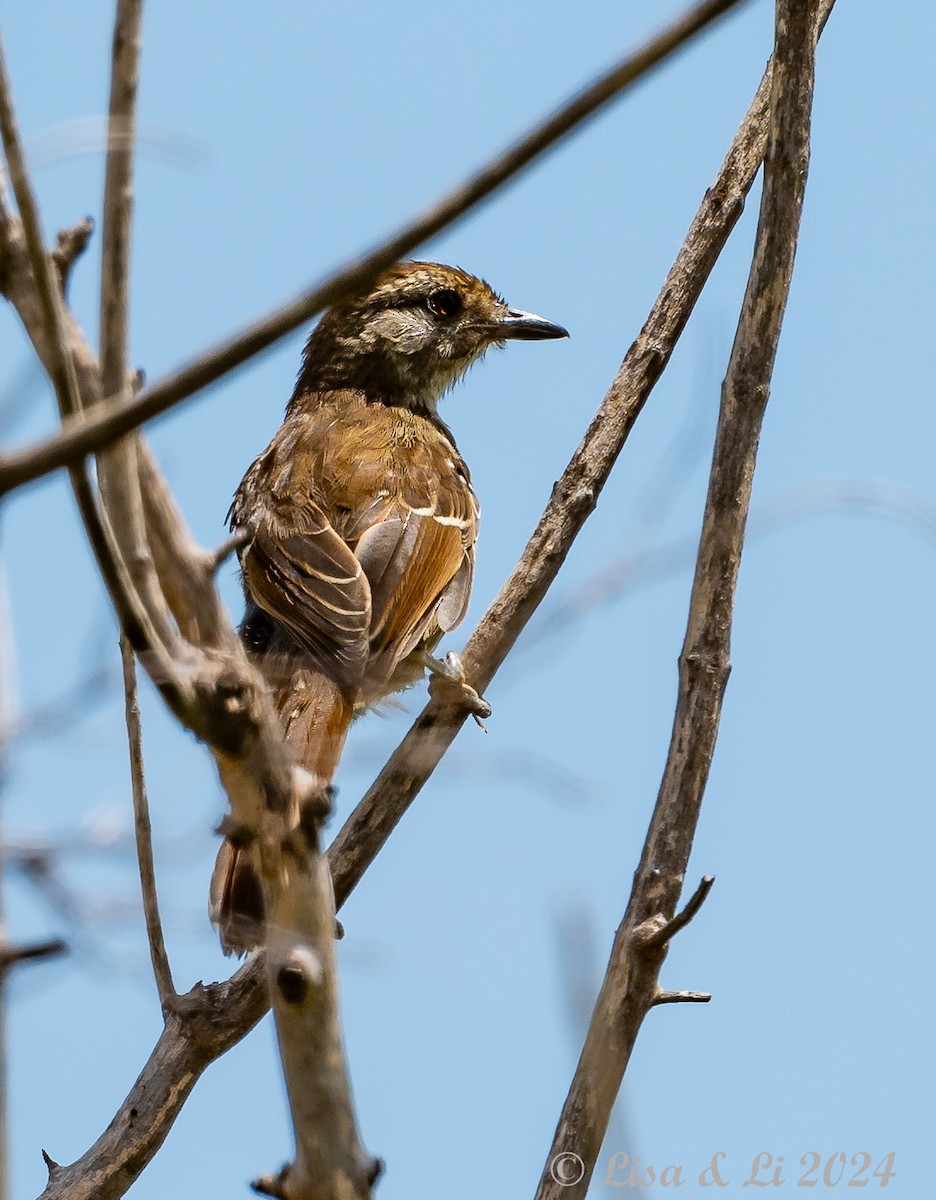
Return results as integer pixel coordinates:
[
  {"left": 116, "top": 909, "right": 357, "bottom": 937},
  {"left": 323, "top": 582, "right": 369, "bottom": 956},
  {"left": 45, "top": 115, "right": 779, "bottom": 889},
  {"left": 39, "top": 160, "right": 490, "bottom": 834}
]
[{"left": 427, "top": 288, "right": 463, "bottom": 319}]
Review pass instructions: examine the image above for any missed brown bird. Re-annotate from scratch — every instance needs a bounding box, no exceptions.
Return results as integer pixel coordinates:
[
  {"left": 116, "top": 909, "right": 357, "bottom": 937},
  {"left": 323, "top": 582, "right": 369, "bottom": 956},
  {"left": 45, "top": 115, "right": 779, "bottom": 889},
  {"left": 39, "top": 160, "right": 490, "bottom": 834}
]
[{"left": 210, "top": 261, "right": 567, "bottom": 953}]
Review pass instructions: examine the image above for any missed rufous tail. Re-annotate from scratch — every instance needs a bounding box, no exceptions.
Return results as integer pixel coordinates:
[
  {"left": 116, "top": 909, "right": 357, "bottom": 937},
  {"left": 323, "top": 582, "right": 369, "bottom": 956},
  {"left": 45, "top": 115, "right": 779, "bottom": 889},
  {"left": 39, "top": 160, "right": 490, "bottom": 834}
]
[{"left": 209, "top": 672, "right": 354, "bottom": 954}]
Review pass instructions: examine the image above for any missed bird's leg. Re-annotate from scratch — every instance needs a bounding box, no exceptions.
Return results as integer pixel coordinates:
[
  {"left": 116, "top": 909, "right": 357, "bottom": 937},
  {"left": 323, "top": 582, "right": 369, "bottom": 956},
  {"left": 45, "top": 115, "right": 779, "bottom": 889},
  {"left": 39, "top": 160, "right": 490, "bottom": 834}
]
[{"left": 423, "top": 650, "right": 492, "bottom": 728}]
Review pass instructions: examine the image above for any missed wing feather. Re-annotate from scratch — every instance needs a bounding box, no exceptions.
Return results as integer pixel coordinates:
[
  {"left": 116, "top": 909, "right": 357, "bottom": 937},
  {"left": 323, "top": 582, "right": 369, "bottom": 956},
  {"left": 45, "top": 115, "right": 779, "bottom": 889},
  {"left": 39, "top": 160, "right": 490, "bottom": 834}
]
[
  {"left": 233, "top": 394, "right": 478, "bottom": 697},
  {"left": 239, "top": 499, "right": 371, "bottom": 688}
]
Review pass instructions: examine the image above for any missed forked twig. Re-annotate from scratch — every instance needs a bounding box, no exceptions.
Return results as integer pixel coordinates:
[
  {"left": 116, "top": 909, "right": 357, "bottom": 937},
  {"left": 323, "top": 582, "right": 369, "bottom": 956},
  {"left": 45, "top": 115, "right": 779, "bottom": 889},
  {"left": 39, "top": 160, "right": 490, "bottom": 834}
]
[
  {"left": 51, "top": 216, "right": 94, "bottom": 293},
  {"left": 638, "top": 874, "right": 715, "bottom": 952}
]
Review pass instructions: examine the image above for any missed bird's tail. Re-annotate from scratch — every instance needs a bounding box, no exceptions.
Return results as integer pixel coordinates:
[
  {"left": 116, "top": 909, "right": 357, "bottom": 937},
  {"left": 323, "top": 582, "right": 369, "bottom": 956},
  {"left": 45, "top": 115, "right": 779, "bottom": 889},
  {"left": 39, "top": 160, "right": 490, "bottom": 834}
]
[{"left": 209, "top": 671, "right": 354, "bottom": 955}]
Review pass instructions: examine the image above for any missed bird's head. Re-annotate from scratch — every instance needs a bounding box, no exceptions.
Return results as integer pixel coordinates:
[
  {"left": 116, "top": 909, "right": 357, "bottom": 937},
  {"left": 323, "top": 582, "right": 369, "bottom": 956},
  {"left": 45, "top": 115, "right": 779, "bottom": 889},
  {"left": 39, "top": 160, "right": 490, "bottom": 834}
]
[{"left": 291, "top": 262, "right": 568, "bottom": 413}]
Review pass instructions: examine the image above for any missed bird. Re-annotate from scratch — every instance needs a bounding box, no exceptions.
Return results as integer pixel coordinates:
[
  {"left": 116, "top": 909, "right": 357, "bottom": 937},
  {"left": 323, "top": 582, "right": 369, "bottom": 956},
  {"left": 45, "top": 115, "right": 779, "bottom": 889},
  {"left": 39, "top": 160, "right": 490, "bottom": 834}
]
[{"left": 209, "top": 261, "right": 568, "bottom": 953}]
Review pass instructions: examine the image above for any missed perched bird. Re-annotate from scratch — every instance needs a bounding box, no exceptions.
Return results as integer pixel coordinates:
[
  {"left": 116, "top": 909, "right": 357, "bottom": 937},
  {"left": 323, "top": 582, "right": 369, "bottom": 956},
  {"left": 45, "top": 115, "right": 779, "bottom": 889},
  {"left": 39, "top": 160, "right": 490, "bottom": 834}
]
[{"left": 210, "top": 261, "right": 567, "bottom": 952}]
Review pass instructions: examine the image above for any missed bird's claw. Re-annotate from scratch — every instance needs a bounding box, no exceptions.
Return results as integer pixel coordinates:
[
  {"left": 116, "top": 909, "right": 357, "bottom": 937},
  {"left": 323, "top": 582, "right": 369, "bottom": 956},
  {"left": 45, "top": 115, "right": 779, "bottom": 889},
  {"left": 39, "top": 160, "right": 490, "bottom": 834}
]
[{"left": 424, "top": 651, "right": 492, "bottom": 728}]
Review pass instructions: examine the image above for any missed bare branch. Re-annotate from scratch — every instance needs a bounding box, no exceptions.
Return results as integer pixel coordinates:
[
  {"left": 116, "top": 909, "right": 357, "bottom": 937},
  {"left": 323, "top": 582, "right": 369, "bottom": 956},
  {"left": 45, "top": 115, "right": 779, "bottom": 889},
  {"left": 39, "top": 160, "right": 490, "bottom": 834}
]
[
  {"left": 51, "top": 216, "right": 94, "bottom": 294},
  {"left": 637, "top": 874, "right": 715, "bottom": 952},
  {"left": 210, "top": 528, "right": 250, "bottom": 574},
  {"left": 0, "top": 0, "right": 751, "bottom": 496},
  {"left": 99, "top": 1, "right": 141, "bottom": 393},
  {"left": 534, "top": 1, "right": 823, "bottom": 1194},
  {"left": 651, "top": 989, "right": 711, "bottom": 1006},
  {"left": 255, "top": 827, "right": 378, "bottom": 1200},
  {"left": 201, "top": 610, "right": 373, "bottom": 1186},
  {"left": 120, "top": 638, "right": 175, "bottom": 1010}
]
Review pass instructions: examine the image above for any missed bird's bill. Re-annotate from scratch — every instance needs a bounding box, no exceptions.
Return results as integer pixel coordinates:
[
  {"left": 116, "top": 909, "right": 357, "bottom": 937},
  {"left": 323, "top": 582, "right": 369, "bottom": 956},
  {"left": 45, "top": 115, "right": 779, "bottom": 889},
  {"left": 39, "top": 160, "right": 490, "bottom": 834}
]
[{"left": 488, "top": 308, "right": 570, "bottom": 341}]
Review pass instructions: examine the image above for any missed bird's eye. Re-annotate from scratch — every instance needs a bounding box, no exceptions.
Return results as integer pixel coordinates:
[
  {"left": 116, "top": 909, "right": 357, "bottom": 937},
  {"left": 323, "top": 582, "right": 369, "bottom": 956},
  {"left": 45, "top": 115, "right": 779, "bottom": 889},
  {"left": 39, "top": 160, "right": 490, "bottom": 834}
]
[{"left": 427, "top": 288, "right": 463, "bottom": 319}]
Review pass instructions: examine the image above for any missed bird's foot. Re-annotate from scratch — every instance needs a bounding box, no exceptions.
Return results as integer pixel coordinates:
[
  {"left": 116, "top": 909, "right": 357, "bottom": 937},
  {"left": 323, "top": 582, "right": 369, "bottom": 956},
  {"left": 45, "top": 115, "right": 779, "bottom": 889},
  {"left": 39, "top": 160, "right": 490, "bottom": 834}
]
[{"left": 424, "top": 651, "right": 492, "bottom": 728}]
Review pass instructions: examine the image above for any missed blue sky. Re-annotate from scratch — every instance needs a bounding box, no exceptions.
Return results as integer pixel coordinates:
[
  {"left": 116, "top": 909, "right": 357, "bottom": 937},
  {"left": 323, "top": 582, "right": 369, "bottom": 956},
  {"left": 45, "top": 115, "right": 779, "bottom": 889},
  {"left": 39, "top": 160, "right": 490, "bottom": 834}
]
[{"left": 2, "top": 1, "right": 934, "bottom": 1197}]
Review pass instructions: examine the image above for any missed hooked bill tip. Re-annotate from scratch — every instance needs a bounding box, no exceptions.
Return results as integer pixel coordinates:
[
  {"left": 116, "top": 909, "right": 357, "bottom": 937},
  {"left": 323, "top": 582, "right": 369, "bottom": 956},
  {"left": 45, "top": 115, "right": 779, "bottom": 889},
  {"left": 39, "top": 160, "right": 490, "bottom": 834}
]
[{"left": 493, "top": 308, "right": 570, "bottom": 341}]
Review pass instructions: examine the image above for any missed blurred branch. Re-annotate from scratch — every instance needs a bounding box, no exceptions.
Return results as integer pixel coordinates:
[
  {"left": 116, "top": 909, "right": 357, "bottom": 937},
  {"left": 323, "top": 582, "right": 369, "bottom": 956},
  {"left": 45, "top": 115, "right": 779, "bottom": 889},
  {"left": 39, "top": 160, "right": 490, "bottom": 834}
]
[
  {"left": 0, "top": 580, "right": 68, "bottom": 1200},
  {"left": 51, "top": 216, "right": 94, "bottom": 294},
  {"left": 26, "top": 118, "right": 202, "bottom": 172},
  {"left": 1, "top": 661, "right": 116, "bottom": 742},
  {"left": 535, "top": 1, "right": 822, "bottom": 1193},
  {"left": 522, "top": 477, "right": 936, "bottom": 657},
  {"left": 0, "top": 938, "right": 66, "bottom": 971},
  {"left": 0, "top": 0, "right": 751, "bottom": 497},
  {"left": 120, "top": 638, "right": 175, "bottom": 1010}
]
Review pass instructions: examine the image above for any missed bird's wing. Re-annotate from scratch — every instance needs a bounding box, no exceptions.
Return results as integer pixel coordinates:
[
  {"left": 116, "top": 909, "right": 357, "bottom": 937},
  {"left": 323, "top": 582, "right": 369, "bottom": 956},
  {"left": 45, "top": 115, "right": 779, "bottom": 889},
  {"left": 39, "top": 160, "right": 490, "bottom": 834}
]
[
  {"left": 232, "top": 425, "right": 372, "bottom": 690},
  {"left": 325, "top": 403, "right": 479, "bottom": 684},
  {"left": 354, "top": 507, "right": 471, "bottom": 673},
  {"left": 232, "top": 398, "right": 477, "bottom": 693}
]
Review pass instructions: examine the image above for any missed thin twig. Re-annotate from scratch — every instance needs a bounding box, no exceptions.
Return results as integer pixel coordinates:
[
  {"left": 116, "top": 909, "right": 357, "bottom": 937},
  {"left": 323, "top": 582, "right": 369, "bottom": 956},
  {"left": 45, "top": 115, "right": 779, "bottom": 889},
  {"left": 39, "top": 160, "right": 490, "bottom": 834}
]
[
  {"left": 120, "top": 638, "right": 175, "bottom": 1010},
  {"left": 512, "top": 477, "right": 936, "bottom": 657},
  {"left": 96, "top": 0, "right": 176, "bottom": 652},
  {"left": 33, "top": 11, "right": 834, "bottom": 1194},
  {"left": 652, "top": 990, "right": 711, "bottom": 1006},
  {"left": 0, "top": 0, "right": 751, "bottom": 497},
  {"left": 0, "top": 39, "right": 82, "bottom": 423},
  {"left": 210, "top": 527, "right": 251, "bottom": 574},
  {"left": 99, "top": 0, "right": 140, "bottom": 400},
  {"left": 638, "top": 874, "right": 714, "bottom": 952},
  {"left": 534, "top": 2, "right": 823, "bottom": 1195},
  {"left": 51, "top": 216, "right": 94, "bottom": 294}
]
